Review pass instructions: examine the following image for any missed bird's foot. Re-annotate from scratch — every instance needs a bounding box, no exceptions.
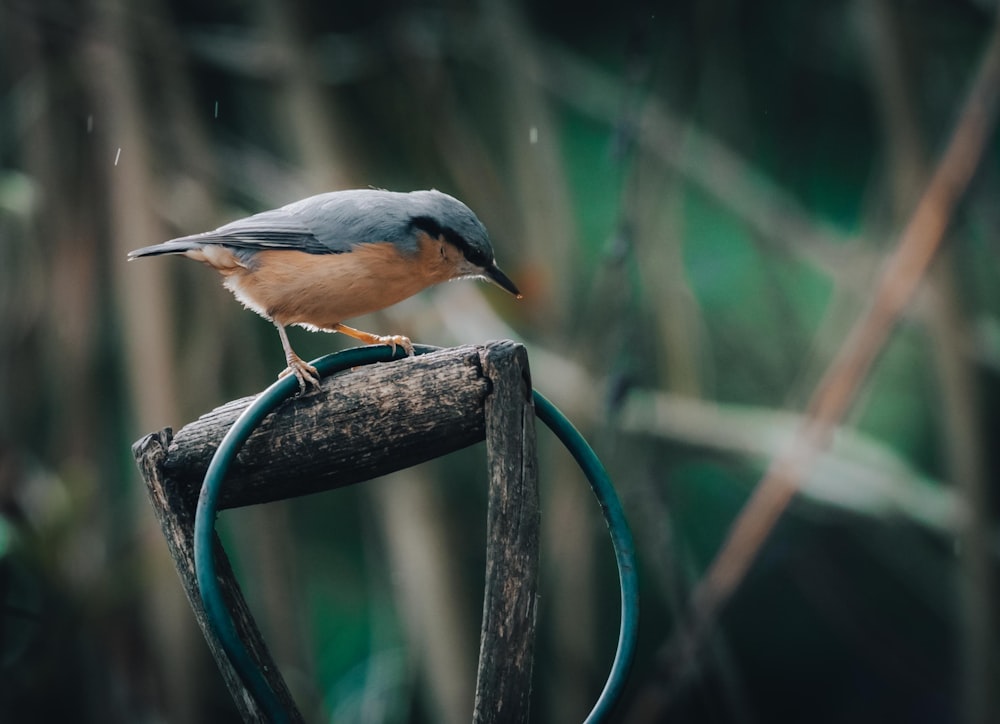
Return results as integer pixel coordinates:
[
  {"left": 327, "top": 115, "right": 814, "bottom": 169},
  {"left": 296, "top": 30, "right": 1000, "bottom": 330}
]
[
  {"left": 373, "top": 334, "right": 415, "bottom": 357},
  {"left": 279, "top": 354, "right": 321, "bottom": 393},
  {"left": 331, "top": 324, "right": 416, "bottom": 357}
]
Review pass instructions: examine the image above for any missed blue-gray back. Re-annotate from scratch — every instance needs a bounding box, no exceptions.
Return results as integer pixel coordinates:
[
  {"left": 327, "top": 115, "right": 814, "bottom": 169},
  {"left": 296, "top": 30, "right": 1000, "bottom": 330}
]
[{"left": 131, "top": 189, "right": 491, "bottom": 260}]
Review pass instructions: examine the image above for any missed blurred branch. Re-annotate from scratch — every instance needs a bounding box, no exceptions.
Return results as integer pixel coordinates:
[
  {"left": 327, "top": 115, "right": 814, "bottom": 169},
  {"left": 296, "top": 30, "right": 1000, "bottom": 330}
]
[
  {"left": 859, "top": 1, "right": 998, "bottom": 721},
  {"left": 184, "top": 18, "right": 874, "bottom": 288},
  {"left": 521, "top": 41, "right": 879, "bottom": 289},
  {"left": 618, "top": 389, "right": 956, "bottom": 529},
  {"left": 424, "top": 284, "right": 956, "bottom": 530},
  {"left": 650, "top": 10, "right": 1000, "bottom": 711},
  {"left": 185, "top": 25, "right": 379, "bottom": 84},
  {"left": 481, "top": 1, "right": 577, "bottom": 332},
  {"left": 633, "top": 149, "right": 706, "bottom": 396},
  {"left": 372, "top": 471, "right": 477, "bottom": 724},
  {"left": 84, "top": 0, "right": 195, "bottom": 720},
  {"left": 253, "top": 0, "right": 358, "bottom": 192}
]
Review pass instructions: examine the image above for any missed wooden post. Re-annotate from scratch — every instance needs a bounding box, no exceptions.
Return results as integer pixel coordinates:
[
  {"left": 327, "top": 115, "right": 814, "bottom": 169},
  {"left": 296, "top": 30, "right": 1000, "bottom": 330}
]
[
  {"left": 134, "top": 430, "right": 303, "bottom": 723},
  {"left": 475, "top": 341, "right": 540, "bottom": 723},
  {"left": 132, "top": 342, "right": 540, "bottom": 723}
]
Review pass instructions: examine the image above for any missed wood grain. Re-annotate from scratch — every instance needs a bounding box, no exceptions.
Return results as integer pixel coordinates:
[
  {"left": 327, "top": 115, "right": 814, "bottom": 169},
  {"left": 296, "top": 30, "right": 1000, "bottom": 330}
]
[
  {"left": 475, "top": 341, "right": 540, "bottom": 723},
  {"left": 159, "top": 344, "right": 492, "bottom": 509}
]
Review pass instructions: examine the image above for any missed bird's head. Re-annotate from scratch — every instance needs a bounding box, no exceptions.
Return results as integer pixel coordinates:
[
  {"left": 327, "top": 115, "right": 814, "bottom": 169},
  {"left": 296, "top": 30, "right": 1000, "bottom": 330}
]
[{"left": 407, "top": 191, "right": 522, "bottom": 298}]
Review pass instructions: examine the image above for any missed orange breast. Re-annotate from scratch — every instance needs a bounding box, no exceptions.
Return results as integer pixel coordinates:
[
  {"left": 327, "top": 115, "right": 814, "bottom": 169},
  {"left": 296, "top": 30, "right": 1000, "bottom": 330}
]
[{"left": 222, "top": 237, "right": 459, "bottom": 329}]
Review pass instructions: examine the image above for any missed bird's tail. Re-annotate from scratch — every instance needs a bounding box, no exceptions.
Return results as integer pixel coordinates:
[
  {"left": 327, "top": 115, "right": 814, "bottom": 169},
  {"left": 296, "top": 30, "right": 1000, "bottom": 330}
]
[{"left": 127, "top": 239, "right": 202, "bottom": 260}]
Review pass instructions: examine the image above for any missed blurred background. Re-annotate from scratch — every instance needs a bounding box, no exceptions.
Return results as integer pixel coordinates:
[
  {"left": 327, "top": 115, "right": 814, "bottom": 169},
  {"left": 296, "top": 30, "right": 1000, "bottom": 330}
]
[{"left": 2, "top": 0, "right": 1000, "bottom": 722}]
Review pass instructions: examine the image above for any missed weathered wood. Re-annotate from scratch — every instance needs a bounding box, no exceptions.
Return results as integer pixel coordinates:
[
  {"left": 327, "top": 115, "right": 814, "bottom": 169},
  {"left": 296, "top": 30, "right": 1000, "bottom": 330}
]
[
  {"left": 132, "top": 341, "right": 541, "bottom": 723},
  {"left": 162, "top": 344, "right": 492, "bottom": 509},
  {"left": 474, "top": 341, "right": 540, "bottom": 724},
  {"left": 133, "top": 430, "right": 304, "bottom": 724}
]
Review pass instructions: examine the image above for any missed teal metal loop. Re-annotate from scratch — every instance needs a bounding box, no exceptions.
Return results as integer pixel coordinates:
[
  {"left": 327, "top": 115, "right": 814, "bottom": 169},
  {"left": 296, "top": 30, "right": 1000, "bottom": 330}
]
[
  {"left": 195, "top": 345, "right": 638, "bottom": 722},
  {"left": 532, "top": 391, "right": 638, "bottom": 724}
]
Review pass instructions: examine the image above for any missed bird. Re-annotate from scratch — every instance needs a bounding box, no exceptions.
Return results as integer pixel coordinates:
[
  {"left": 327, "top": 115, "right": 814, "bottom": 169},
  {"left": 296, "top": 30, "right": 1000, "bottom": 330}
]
[{"left": 128, "top": 188, "right": 521, "bottom": 391}]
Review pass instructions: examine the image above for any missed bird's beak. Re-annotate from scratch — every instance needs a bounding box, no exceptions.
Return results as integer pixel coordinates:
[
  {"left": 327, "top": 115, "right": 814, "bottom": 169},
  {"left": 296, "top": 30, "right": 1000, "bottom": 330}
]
[{"left": 484, "top": 263, "right": 522, "bottom": 298}]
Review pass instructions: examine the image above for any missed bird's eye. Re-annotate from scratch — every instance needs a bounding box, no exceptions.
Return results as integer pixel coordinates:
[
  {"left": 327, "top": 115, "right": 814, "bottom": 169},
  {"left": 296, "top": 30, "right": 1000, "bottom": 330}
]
[{"left": 439, "top": 245, "right": 447, "bottom": 259}]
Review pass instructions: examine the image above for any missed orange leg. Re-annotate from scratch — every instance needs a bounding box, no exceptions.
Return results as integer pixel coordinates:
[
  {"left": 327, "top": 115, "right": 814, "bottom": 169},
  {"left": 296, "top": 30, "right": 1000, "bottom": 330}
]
[{"left": 332, "top": 323, "right": 415, "bottom": 356}]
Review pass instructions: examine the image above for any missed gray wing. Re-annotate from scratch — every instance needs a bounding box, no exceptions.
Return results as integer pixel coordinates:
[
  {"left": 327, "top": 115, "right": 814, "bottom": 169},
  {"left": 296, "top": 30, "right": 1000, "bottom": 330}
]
[
  {"left": 129, "top": 206, "right": 340, "bottom": 259},
  {"left": 129, "top": 190, "right": 429, "bottom": 259},
  {"left": 239, "top": 190, "right": 428, "bottom": 255}
]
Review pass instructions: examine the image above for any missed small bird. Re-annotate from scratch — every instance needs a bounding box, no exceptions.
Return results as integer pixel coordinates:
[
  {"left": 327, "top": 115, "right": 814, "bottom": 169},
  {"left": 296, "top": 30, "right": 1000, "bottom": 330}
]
[{"left": 129, "top": 189, "right": 521, "bottom": 391}]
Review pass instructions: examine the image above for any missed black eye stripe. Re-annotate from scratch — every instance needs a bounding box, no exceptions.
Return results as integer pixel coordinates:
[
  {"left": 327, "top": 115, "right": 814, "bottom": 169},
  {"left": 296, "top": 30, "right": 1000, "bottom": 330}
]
[
  {"left": 411, "top": 215, "right": 445, "bottom": 239},
  {"left": 411, "top": 216, "right": 489, "bottom": 267}
]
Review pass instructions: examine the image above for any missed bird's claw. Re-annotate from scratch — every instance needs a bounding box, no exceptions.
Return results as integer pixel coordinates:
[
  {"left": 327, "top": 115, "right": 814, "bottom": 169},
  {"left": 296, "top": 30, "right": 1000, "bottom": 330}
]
[
  {"left": 279, "top": 355, "right": 321, "bottom": 393},
  {"left": 377, "top": 334, "right": 415, "bottom": 357}
]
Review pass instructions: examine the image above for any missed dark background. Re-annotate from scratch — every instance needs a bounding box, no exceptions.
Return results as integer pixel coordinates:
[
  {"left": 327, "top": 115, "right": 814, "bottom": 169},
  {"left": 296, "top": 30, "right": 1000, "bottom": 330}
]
[{"left": 1, "top": 0, "right": 999, "bottom": 722}]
